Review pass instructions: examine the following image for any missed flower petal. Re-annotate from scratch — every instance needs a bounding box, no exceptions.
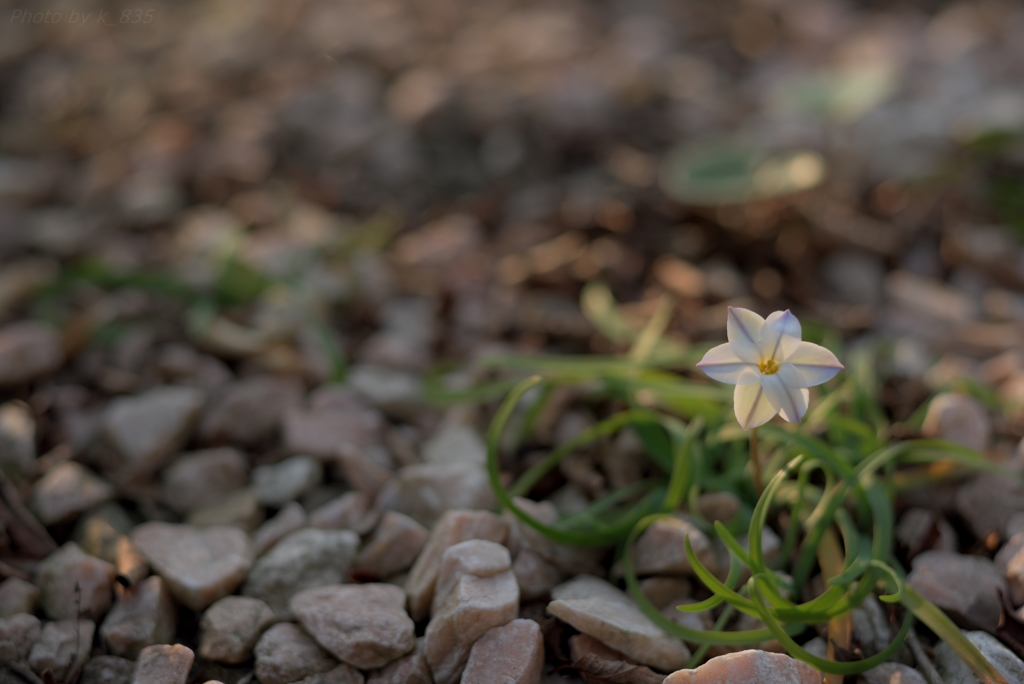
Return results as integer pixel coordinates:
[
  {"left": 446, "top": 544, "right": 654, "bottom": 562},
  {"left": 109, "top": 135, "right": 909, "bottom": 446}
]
[
  {"left": 782, "top": 341, "right": 844, "bottom": 387},
  {"left": 696, "top": 343, "right": 760, "bottom": 385},
  {"left": 779, "top": 388, "right": 811, "bottom": 422},
  {"left": 761, "top": 372, "right": 808, "bottom": 423},
  {"left": 726, "top": 307, "right": 764, "bottom": 363},
  {"left": 759, "top": 310, "right": 802, "bottom": 362},
  {"left": 733, "top": 382, "right": 778, "bottom": 429}
]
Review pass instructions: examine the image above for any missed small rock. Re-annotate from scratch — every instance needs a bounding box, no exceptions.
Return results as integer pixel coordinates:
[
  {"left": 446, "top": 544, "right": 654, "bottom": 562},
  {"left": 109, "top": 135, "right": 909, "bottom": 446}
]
[
  {"left": 956, "top": 470, "right": 1024, "bottom": 540},
  {"left": 37, "top": 542, "right": 115, "bottom": 621},
  {"left": 547, "top": 575, "right": 690, "bottom": 671},
  {"left": 294, "top": 664, "right": 365, "bottom": 684},
  {"left": 378, "top": 463, "right": 496, "bottom": 529},
  {"left": 821, "top": 250, "right": 886, "bottom": 305},
  {"left": 31, "top": 461, "right": 115, "bottom": 525},
  {"left": 131, "top": 522, "right": 254, "bottom": 611},
  {"left": 432, "top": 540, "right": 512, "bottom": 615},
  {"left": 283, "top": 395, "right": 382, "bottom": 459},
  {"left": 243, "top": 527, "right": 360, "bottom": 614},
  {"left": 862, "top": 662, "right": 928, "bottom": 684},
  {"left": 424, "top": 570, "right": 520, "bottom": 684},
  {"left": 186, "top": 487, "right": 265, "bottom": 533},
  {"left": 310, "top": 491, "right": 379, "bottom": 535},
  {"left": 100, "top": 576, "right": 176, "bottom": 658},
  {"left": 102, "top": 386, "right": 205, "bottom": 479},
  {"left": 160, "top": 447, "right": 248, "bottom": 515},
  {"left": 505, "top": 498, "right": 605, "bottom": 576},
  {"left": 347, "top": 365, "right": 423, "bottom": 417},
  {"left": 0, "top": 322, "right": 64, "bottom": 387},
  {"left": 0, "top": 401, "right": 34, "bottom": 481},
  {"left": 639, "top": 577, "right": 692, "bottom": 610},
  {"left": 353, "top": 511, "right": 428, "bottom": 580},
  {"left": 365, "top": 638, "right": 432, "bottom": 684},
  {"left": 405, "top": 510, "right": 508, "bottom": 621},
  {"left": 292, "top": 583, "right": 416, "bottom": 669},
  {"left": 0, "top": 578, "right": 38, "bottom": 617},
  {"left": 896, "top": 508, "right": 958, "bottom": 557},
  {"left": 935, "top": 629, "right": 1024, "bottom": 684},
  {"left": 921, "top": 393, "right": 990, "bottom": 452},
  {"left": 28, "top": 619, "right": 94, "bottom": 682},
  {"left": 81, "top": 655, "right": 135, "bottom": 684},
  {"left": 513, "top": 549, "right": 565, "bottom": 602},
  {"left": 199, "top": 595, "right": 276, "bottom": 664},
  {"left": 663, "top": 650, "right": 820, "bottom": 684},
  {"left": 0, "top": 613, "right": 41, "bottom": 660},
  {"left": 422, "top": 423, "right": 486, "bottom": 466},
  {"left": 201, "top": 376, "right": 303, "bottom": 446},
  {"left": 850, "top": 596, "right": 890, "bottom": 658},
  {"left": 254, "top": 455, "right": 324, "bottom": 507},
  {"left": 461, "top": 619, "right": 544, "bottom": 684},
  {"left": 695, "top": 492, "right": 742, "bottom": 525},
  {"left": 336, "top": 449, "right": 393, "bottom": 499},
  {"left": 907, "top": 550, "right": 1006, "bottom": 631},
  {"left": 253, "top": 501, "right": 308, "bottom": 556},
  {"left": 995, "top": 534, "right": 1024, "bottom": 605},
  {"left": 254, "top": 623, "right": 338, "bottom": 684},
  {"left": 132, "top": 644, "right": 195, "bottom": 684},
  {"left": 632, "top": 516, "right": 718, "bottom": 577}
]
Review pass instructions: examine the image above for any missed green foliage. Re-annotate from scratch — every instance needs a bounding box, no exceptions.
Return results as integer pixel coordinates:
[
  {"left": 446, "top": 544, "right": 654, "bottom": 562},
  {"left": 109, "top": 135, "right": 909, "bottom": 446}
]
[{"left": 464, "top": 286, "right": 1008, "bottom": 679}]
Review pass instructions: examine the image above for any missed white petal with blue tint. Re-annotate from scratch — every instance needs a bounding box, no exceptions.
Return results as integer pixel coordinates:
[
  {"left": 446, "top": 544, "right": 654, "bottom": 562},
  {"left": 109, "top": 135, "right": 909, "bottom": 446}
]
[
  {"left": 726, "top": 307, "right": 764, "bottom": 363},
  {"left": 696, "top": 343, "right": 760, "bottom": 384},
  {"left": 783, "top": 341, "right": 843, "bottom": 387},
  {"left": 759, "top": 310, "right": 802, "bottom": 362},
  {"left": 762, "top": 372, "right": 807, "bottom": 423},
  {"left": 733, "top": 383, "right": 779, "bottom": 429}
]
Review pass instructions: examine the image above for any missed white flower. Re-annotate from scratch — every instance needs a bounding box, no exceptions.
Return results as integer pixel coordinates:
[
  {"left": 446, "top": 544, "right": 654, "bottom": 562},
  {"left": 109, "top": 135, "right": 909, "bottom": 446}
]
[{"left": 697, "top": 307, "right": 843, "bottom": 429}]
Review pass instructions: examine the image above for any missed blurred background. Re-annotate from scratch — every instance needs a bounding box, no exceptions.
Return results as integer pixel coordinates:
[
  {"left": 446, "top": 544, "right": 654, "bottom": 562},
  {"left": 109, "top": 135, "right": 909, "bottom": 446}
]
[{"left": 1, "top": 0, "right": 1024, "bottom": 425}]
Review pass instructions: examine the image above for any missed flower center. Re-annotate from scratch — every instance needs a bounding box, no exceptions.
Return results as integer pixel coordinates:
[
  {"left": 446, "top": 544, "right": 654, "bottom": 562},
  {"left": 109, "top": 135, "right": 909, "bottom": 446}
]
[{"left": 759, "top": 358, "right": 779, "bottom": 375}]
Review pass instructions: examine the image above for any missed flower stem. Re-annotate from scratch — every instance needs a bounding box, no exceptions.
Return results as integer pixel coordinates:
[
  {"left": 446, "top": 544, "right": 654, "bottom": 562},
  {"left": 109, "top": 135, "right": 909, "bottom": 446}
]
[{"left": 750, "top": 427, "right": 763, "bottom": 496}]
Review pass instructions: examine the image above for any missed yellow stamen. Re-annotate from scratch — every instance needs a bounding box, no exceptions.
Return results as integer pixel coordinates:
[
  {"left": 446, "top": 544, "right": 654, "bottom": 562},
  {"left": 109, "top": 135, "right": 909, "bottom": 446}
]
[{"left": 759, "top": 358, "right": 779, "bottom": 375}]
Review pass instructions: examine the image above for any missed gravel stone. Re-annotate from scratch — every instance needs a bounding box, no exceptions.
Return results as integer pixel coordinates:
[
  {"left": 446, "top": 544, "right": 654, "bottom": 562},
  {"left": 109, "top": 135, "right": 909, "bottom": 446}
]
[
  {"left": 956, "top": 469, "right": 1024, "bottom": 540},
  {"left": 186, "top": 487, "right": 265, "bottom": 533},
  {"left": 100, "top": 576, "right": 176, "bottom": 658},
  {"left": 81, "top": 655, "right": 135, "bottom": 684},
  {"left": 310, "top": 491, "right": 379, "bottom": 535},
  {"left": 907, "top": 550, "right": 1007, "bottom": 631},
  {"left": 996, "top": 533, "right": 1024, "bottom": 605},
  {"left": 663, "top": 650, "right": 821, "bottom": 684},
  {"left": 432, "top": 539, "right": 511, "bottom": 615},
  {"left": 254, "top": 623, "right": 338, "bottom": 684},
  {"left": 547, "top": 575, "right": 690, "bottom": 672},
  {"left": 0, "top": 578, "right": 39, "bottom": 618},
  {"left": 424, "top": 569, "right": 519, "bottom": 684},
  {"left": 365, "top": 638, "right": 432, "bottom": 684},
  {"left": 862, "top": 662, "right": 928, "bottom": 684},
  {"left": 461, "top": 618, "right": 544, "bottom": 684},
  {"left": 102, "top": 385, "right": 205, "bottom": 479},
  {"left": 632, "top": 515, "right": 718, "bottom": 577},
  {"left": 921, "top": 393, "right": 991, "bottom": 452},
  {"left": 405, "top": 509, "right": 508, "bottom": 621},
  {"left": 353, "top": 511, "right": 428, "bottom": 580},
  {"left": 132, "top": 644, "right": 195, "bottom": 684},
  {"left": 198, "top": 595, "right": 276, "bottom": 664},
  {"left": 201, "top": 375, "right": 303, "bottom": 446},
  {"left": 935, "top": 629, "right": 1024, "bottom": 684},
  {"left": 243, "top": 527, "right": 359, "bottom": 614},
  {"left": 0, "top": 401, "right": 35, "bottom": 481},
  {"left": 505, "top": 498, "right": 604, "bottom": 576},
  {"left": 0, "top": 322, "right": 64, "bottom": 387},
  {"left": 160, "top": 447, "right": 248, "bottom": 515},
  {"left": 282, "top": 393, "right": 382, "bottom": 459},
  {"left": 0, "top": 613, "right": 41, "bottom": 661},
  {"left": 28, "top": 619, "right": 94, "bottom": 682},
  {"left": 253, "top": 455, "right": 324, "bottom": 507},
  {"left": 377, "top": 462, "right": 496, "bottom": 529},
  {"left": 253, "top": 501, "right": 308, "bottom": 556},
  {"left": 513, "top": 548, "right": 565, "bottom": 601},
  {"left": 292, "top": 583, "right": 415, "bottom": 669},
  {"left": 336, "top": 450, "right": 393, "bottom": 499},
  {"left": 422, "top": 423, "right": 486, "bottom": 465},
  {"left": 294, "top": 664, "right": 365, "bottom": 684},
  {"left": 36, "top": 542, "right": 115, "bottom": 621},
  {"left": 131, "top": 522, "right": 254, "bottom": 611},
  {"left": 31, "top": 461, "right": 114, "bottom": 526}
]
